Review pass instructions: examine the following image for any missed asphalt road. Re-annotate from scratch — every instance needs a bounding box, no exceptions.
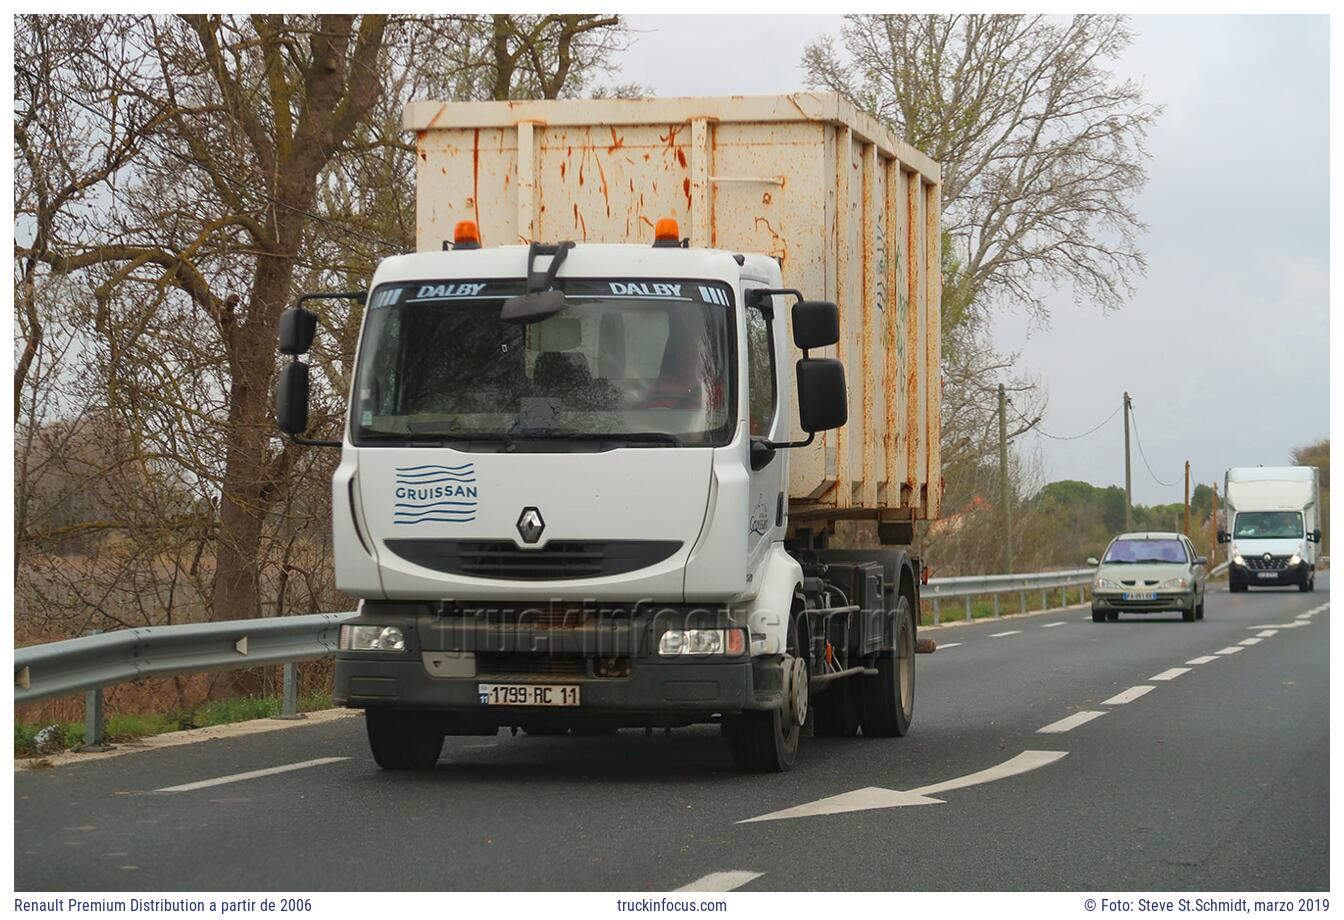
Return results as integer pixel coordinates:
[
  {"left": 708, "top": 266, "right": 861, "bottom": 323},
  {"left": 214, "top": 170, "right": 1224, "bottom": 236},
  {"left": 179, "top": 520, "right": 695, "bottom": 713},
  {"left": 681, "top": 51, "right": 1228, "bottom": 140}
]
[{"left": 15, "top": 576, "right": 1329, "bottom": 891}]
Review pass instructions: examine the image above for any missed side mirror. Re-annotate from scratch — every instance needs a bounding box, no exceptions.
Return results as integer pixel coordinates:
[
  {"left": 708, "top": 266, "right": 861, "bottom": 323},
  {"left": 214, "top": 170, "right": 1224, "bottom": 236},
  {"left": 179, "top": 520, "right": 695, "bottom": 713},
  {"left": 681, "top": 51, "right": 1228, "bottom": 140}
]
[
  {"left": 796, "top": 357, "right": 846, "bottom": 433},
  {"left": 1086, "top": 557, "right": 1099, "bottom": 567},
  {"left": 277, "top": 362, "right": 311, "bottom": 436},
  {"left": 1195, "top": 556, "right": 1208, "bottom": 567},
  {"left": 1216, "top": 529, "right": 1229, "bottom": 544},
  {"left": 792, "top": 301, "right": 839, "bottom": 349},
  {"left": 1310, "top": 529, "right": 1322, "bottom": 543},
  {"left": 279, "top": 307, "right": 318, "bottom": 356}
]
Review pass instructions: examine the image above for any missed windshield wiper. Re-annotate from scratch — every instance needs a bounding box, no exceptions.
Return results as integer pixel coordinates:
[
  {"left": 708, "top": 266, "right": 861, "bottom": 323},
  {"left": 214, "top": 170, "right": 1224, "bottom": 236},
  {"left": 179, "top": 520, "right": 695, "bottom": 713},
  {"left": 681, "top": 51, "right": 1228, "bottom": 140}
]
[
  {"left": 515, "top": 431, "right": 683, "bottom": 447},
  {"left": 373, "top": 426, "right": 518, "bottom": 451}
]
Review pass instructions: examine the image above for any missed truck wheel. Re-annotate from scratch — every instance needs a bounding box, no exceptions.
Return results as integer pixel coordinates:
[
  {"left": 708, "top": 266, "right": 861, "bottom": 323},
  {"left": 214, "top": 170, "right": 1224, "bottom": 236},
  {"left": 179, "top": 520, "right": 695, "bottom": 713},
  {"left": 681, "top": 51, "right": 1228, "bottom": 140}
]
[
  {"left": 726, "top": 621, "right": 805, "bottom": 772},
  {"left": 860, "top": 594, "right": 915, "bottom": 738},
  {"left": 1092, "top": 608, "right": 1106, "bottom": 623},
  {"left": 365, "top": 709, "right": 443, "bottom": 770},
  {"left": 1299, "top": 573, "right": 1314, "bottom": 592},
  {"left": 1229, "top": 577, "right": 1246, "bottom": 593},
  {"left": 814, "top": 677, "right": 862, "bottom": 737}
]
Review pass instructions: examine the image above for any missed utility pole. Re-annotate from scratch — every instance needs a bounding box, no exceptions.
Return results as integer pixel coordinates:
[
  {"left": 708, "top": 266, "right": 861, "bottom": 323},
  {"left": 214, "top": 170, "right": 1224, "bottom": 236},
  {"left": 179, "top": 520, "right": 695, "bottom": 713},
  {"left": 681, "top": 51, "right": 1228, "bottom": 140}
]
[
  {"left": 1183, "top": 461, "right": 1191, "bottom": 536},
  {"left": 998, "top": 383, "right": 1012, "bottom": 572},
  {"left": 1123, "top": 392, "right": 1133, "bottom": 530},
  {"left": 1211, "top": 483, "right": 1220, "bottom": 561}
]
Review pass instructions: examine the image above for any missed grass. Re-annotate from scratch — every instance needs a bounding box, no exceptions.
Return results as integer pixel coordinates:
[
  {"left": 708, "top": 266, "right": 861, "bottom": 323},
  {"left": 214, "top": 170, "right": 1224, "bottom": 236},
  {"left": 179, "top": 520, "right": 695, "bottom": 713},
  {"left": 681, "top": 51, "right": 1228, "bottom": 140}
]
[{"left": 14, "top": 692, "right": 332, "bottom": 758}]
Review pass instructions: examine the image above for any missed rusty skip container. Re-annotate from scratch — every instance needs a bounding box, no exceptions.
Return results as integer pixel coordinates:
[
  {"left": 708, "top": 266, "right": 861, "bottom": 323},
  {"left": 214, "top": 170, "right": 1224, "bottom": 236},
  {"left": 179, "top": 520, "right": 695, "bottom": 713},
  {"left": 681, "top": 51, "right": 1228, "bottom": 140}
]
[{"left": 404, "top": 92, "right": 942, "bottom": 526}]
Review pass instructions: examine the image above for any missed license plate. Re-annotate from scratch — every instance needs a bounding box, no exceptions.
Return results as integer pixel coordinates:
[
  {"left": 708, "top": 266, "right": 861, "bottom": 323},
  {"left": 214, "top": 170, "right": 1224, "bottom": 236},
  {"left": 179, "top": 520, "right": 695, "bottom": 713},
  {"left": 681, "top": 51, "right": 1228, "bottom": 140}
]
[
  {"left": 1123, "top": 591, "right": 1156, "bottom": 601},
  {"left": 1257, "top": 572, "right": 1277, "bottom": 579},
  {"left": 478, "top": 683, "right": 581, "bottom": 707}
]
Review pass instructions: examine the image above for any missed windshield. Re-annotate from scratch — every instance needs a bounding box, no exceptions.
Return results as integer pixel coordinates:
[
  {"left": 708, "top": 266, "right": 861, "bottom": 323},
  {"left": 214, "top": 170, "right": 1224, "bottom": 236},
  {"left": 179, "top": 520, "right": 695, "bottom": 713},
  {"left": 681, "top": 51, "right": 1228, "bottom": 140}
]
[
  {"left": 1233, "top": 511, "right": 1303, "bottom": 539},
  {"left": 1103, "top": 538, "right": 1187, "bottom": 564},
  {"left": 352, "top": 278, "right": 734, "bottom": 447}
]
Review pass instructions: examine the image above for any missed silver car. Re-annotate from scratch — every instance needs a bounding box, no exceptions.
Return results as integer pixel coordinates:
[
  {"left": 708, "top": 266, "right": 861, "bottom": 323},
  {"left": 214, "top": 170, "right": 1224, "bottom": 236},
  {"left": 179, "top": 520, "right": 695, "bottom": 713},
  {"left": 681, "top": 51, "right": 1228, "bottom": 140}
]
[{"left": 1088, "top": 531, "right": 1208, "bottom": 623}]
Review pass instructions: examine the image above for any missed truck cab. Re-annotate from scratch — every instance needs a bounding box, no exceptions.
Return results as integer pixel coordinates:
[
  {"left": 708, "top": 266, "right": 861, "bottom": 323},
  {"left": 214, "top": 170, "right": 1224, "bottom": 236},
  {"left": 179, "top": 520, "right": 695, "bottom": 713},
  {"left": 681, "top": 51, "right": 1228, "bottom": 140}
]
[{"left": 277, "top": 224, "right": 916, "bottom": 773}]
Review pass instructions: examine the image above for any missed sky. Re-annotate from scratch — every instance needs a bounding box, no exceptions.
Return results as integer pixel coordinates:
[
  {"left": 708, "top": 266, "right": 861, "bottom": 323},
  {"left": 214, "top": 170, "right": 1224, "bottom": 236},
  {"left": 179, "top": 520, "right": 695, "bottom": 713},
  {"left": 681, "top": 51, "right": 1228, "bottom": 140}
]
[{"left": 611, "top": 14, "right": 1331, "bottom": 505}]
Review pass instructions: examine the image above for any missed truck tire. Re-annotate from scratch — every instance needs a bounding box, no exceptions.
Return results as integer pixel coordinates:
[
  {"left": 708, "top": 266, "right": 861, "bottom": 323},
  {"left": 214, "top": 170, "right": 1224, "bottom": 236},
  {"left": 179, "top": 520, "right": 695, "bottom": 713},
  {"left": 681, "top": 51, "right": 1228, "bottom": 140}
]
[
  {"left": 860, "top": 594, "right": 915, "bottom": 738},
  {"left": 1182, "top": 602, "right": 1196, "bottom": 623},
  {"left": 1092, "top": 608, "right": 1106, "bottom": 623},
  {"left": 726, "top": 620, "right": 805, "bottom": 772},
  {"left": 813, "top": 676, "right": 862, "bottom": 737},
  {"left": 1299, "top": 572, "right": 1314, "bottom": 592},
  {"left": 1229, "top": 577, "right": 1247, "bottom": 593},
  {"left": 365, "top": 709, "right": 444, "bottom": 770}
]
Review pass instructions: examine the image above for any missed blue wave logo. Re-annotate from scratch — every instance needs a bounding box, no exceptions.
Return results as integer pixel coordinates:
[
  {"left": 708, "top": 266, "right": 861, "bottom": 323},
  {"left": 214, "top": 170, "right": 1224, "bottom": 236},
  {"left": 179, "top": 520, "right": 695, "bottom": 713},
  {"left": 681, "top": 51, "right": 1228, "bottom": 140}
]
[{"left": 392, "top": 464, "right": 478, "bottom": 525}]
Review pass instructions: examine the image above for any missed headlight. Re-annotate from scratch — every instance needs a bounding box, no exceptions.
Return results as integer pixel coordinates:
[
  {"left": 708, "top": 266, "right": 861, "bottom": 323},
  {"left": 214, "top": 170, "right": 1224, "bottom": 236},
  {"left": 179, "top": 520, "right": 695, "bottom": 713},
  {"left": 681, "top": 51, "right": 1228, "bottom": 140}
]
[
  {"left": 1094, "top": 577, "right": 1122, "bottom": 590},
  {"left": 339, "top": 624, "right": 405, "bottom": 652},
  {"left": 1232, "top": 554, "right": 1245, "bottom": 566},
  {"left": 658, "top": 628, "right": 746, "bottom": 656},
  {"left": 1157, "top": 577, "right": 1190, "bottom": 589},
  {"left": 1289, "top": 553, "right": 1302, "bottom": 566}
]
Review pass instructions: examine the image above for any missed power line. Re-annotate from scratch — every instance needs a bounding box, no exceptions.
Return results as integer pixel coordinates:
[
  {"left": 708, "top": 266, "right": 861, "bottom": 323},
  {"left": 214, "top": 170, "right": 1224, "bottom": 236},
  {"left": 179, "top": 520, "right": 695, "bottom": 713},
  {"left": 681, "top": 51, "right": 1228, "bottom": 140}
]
[
  {"left": 1007, "top": 399, "right": 1122, "bottom": 441},
  {"left": 1127, "top": 406, "right": 1181, "bottom": 488}
]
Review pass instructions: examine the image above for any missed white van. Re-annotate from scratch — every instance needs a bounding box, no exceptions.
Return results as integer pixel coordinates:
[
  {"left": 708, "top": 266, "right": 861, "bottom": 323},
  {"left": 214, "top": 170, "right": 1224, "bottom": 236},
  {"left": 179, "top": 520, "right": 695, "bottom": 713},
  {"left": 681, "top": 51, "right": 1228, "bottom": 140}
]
[{"left": 1219, "top": 466, "right": 1321, "bottom": 592}]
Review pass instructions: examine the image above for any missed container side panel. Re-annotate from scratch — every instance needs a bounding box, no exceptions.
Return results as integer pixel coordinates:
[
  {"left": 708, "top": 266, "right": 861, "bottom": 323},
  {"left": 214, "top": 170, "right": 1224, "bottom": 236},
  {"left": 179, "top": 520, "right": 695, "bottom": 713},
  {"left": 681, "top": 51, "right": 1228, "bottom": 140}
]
[
  {"left": 913, "top": 178, "right": 928, "bottom": 491},
  {"left": 904, "top": 169, "right": 923, "bottom": 510},
  {"left": 925, "top": 180, "right": 943, "bottom": 517},
  {"left": 860, "top": 143, "right": 880, "bottom": 507},
  {"left": 831, "top": 126, "right": 853, "bottom": 510},
  {"left": 881, "top": 158, "right": 901, "bottom": 502}
]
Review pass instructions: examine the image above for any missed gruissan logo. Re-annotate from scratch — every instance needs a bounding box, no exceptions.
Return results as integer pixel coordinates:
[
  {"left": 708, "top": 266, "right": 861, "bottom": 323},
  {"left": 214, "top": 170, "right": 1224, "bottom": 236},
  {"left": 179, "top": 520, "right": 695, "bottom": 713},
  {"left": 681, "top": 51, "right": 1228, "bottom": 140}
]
[{"left": 393, "top": 464, "right": 478, "bottom": 525}]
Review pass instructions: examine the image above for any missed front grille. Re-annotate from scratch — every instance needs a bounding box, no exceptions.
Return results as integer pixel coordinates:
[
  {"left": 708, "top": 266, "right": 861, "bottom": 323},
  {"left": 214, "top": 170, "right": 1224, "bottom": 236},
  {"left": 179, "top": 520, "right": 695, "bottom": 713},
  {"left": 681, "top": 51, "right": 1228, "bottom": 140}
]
[
  {"left": 385, "top": 539, "right": 681, "bottom": 580},
  {"left": 477, "top": 653, "right": 587, "bottom": 679},
  {"left": 1245, "top": 554, "right": 1292, "bottom": 571},
  {"left": 1120, "top": 579, "right": 1158, "bottom": 587}
]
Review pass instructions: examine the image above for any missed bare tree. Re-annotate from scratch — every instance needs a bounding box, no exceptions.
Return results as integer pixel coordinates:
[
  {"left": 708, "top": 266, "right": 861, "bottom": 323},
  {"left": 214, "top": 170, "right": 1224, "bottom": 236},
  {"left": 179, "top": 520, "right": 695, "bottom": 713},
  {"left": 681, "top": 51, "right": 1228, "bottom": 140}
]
[{"left": 807, "top": 14, "right": 1159, "bottom": 322}]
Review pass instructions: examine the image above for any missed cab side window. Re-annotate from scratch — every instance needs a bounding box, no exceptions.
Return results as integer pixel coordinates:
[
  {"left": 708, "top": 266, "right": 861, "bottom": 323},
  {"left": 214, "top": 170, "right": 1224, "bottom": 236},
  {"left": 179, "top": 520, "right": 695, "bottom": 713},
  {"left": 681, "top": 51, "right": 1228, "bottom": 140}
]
[{"left": 745, "top": 302, "right": 777, "bottom": 437}]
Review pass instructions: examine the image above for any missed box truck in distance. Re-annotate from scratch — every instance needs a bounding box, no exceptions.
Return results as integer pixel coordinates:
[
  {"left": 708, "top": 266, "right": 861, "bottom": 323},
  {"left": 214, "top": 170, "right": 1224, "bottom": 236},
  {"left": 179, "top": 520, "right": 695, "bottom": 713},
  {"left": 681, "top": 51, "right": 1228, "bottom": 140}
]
[
  {"left": 275, "top": 94, "right": 943, "bottom": 772},
  {"left": 1218, "top": 466, "right": 1321, "bottom": 592}
]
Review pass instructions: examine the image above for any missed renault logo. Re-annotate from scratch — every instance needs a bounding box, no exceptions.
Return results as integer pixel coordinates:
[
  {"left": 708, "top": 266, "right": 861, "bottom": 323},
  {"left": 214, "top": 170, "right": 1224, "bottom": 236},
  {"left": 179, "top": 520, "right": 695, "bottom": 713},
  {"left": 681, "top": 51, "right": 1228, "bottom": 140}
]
[
  {"left": 516, "top": 507, "right": 545, "bottom": 544},
  {"left": 1263, "top": 552, "right": 1273, "bottom": 564}
]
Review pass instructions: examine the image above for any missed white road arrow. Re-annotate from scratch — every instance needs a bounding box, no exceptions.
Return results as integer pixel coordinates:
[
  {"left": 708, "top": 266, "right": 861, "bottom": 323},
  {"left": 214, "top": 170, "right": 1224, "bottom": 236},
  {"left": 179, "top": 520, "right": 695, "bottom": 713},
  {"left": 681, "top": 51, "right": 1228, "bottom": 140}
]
[{"left": 737, "top": 749, "right": 1068, "bottom": 823}]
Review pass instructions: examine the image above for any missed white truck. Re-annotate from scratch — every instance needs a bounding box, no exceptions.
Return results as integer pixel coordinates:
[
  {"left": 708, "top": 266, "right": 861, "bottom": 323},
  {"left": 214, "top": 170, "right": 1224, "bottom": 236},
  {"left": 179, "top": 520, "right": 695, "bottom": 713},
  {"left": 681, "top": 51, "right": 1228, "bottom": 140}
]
[
  {"left": 1218, "top": 466, "right": 1321, "bottom": 592},
  {"left": 275, "top": 94, "right": 943, "bottom": 772}
]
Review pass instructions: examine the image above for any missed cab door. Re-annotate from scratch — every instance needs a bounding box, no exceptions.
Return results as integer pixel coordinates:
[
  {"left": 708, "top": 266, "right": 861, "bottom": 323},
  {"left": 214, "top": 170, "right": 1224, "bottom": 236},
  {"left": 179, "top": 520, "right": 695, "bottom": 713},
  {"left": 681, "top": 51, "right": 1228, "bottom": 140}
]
[{"left": 743, "top": 285, "right": 787, "bottom": 576}]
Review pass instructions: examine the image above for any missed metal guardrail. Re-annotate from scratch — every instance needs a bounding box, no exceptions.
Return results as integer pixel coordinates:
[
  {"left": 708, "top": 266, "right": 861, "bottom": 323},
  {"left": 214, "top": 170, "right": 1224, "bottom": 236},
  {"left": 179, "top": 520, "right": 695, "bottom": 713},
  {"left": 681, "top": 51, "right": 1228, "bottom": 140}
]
[
  {"left": 21, "top": 554, "right": 1319, "bottom": 746},
  {"left": 15, "top": 612, "right": 356, "bottom": 747},
  {"left": 923, "top": 568, "right": 1095, "bottom": 625}
]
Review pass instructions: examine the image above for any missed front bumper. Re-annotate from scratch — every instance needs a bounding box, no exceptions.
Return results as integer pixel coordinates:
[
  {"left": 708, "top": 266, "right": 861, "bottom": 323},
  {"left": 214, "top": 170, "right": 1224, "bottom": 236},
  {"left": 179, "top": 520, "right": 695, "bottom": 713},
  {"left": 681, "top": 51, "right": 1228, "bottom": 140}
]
[
  {"left": 1231, "top": 561, "right": 1308, "bottom": 586},
  {"left": 1092, "top": 590, "right": 1194, "bottom": 613},
  {"left": 332, "top": 601, "right": 782, "bottom": 725}
]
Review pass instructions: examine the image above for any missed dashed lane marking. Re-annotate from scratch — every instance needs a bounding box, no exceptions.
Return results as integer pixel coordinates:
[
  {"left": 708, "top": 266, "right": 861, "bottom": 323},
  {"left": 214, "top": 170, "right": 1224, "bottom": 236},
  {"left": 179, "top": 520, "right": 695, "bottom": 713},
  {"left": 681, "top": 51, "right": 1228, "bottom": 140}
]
[
  {"left": 1186, "top": 655, "right": 1219, "bottom": 665},
  {"left": 675, "top": 871, "right": 763, "bottom": 892},
  {"left": 1150, "top": 667, "right": 1190, "bottom": 681},
  {"left": 155, "top": 757, "right": 350, "bottom": 793},
  {"left": 1037, "top": 711, "right": 1106, "bottom": 734},
  {"left": 938, "top": 642, "right": 963, "bottom": 649},
  {"left": 1239, "top": 637, "right": 1263, "bottom": 646},
  {"left": 1102, "top": 686, "right": 1155, "bottom": 706},
  {"left": 989, "top": 630, "right": 1022, "bottom": 638},
  {"left": 1042, "top": 622, "right": 1067, "bottom": 628},
  {"left": 1215, "top": 646, "right": 1244, "bottom": 656},
  {"left": 1257, "top": 630, "right": 1279, "bottom": 637}
]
